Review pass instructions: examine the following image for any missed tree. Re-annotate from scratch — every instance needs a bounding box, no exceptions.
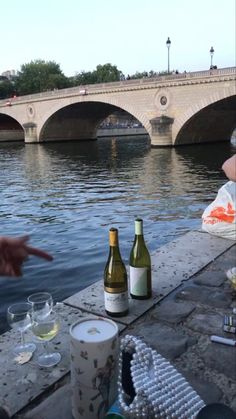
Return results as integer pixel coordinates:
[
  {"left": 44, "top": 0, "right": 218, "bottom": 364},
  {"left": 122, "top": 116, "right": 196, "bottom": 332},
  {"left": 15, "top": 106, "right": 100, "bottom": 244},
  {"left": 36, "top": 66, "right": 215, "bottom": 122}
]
[
  {"left": 129, "top": 71, "right": 149, "bottom": 79},
  {"left": 0, "top": 78, "right": 15, "bottom": 99},
  {"left": 95, "top": 63, "right": 123, "bottom": 83},
  {"left": 71, "top": 63, "right": 124, "bottom": 86},
  {"left": 128, "top": 70, "right": 160, "bottom": 79},
  {"left": 71, "top": 70, "right": 98, "bottom": 86},
  {"left": 15, "top": 59, "right": 70, "bottom": 95}
]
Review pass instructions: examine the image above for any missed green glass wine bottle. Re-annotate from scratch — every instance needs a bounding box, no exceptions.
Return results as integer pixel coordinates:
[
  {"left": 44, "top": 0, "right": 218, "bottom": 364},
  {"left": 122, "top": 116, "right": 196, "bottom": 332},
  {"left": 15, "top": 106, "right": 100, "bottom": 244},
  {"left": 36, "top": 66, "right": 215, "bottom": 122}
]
[
  {"left": 104, "top": 228, "right": 129, "bottom": 317},
  {"left": 129, "top": 218, "right": 152, "bottom": 299}
]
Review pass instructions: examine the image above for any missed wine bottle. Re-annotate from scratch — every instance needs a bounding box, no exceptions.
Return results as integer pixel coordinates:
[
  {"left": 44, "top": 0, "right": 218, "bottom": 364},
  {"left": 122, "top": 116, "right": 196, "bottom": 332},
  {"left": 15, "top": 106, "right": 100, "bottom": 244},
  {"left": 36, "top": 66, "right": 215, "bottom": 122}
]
[
  {"left": 104, "top": 228, "right": 129, "bottom": 317},
  {"left": 105, "top": 399, "right": 125, "bottom": 418},
  {"left": 129, "top": 218, "right": 152, "bottom": 299}
]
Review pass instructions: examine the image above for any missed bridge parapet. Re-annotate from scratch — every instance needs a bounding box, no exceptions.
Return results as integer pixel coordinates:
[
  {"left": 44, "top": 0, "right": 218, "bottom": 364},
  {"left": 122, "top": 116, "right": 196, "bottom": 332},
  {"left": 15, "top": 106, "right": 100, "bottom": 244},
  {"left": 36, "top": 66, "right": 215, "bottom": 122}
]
[{"left": 0, "top": 67, "right": 235, "bottom": 106}]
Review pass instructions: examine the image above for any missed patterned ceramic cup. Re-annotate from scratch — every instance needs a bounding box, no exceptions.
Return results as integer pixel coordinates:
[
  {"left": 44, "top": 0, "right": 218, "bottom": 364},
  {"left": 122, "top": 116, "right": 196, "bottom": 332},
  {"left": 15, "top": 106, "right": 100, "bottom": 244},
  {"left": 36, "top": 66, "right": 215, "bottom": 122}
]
[{"left": 70, "top": 317, "right": 119, "bottom": 419}]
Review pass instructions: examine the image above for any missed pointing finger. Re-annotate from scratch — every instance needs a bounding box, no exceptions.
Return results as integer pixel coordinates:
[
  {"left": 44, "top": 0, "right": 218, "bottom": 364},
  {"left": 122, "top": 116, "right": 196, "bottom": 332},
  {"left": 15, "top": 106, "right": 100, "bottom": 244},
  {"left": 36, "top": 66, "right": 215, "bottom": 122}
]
[{"left": 25, "top": 245, "right": 53, "bottom": 261}]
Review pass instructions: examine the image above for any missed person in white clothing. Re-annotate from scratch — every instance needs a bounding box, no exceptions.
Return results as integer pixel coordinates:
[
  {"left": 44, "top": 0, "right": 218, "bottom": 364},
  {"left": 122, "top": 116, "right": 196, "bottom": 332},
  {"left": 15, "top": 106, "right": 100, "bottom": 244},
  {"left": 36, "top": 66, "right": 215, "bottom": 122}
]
[{"left": 202, "top": 155, "right": 236, "bottom": 240}]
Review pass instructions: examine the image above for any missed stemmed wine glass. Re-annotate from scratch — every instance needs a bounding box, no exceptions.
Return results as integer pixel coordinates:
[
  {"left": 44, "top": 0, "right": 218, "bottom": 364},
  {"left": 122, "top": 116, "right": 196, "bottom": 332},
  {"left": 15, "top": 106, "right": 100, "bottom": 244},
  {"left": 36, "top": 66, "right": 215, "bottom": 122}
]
[
  {"left": 31, "top": 308, "right": 61, "bottom": 367},
  {"left": 28, "top": 292, "right": 61, "bottom": 367},
  {"left": 27, "top": 292, "right": 53, "bottom": 319},
  {"left": 7, "top": 302, "right": 36, "bottom": 355}
]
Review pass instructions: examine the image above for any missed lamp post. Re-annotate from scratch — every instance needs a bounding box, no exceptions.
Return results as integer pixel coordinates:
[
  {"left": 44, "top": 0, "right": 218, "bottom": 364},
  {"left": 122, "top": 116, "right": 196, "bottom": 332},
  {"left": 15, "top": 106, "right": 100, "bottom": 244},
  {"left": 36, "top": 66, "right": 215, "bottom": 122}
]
[
  {"left": 166, "top": 37, "right": 171, "bottom": 73},
  {"left": 210, "top": 46, "right": 214, "bottom": 69}
]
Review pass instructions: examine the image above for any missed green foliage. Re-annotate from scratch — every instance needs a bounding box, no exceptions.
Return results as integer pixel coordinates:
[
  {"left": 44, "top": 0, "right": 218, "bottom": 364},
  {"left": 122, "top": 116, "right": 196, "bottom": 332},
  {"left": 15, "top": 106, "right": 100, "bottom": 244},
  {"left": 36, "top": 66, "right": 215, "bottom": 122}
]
[
  {"left": 128, "top": 70, "right": 160, "bottom": 79},
  {"left": 0, "top": 78, "right": 16, "bottom": 99},
  {"left": 15, "top": 59, "right": 69, "bottom": 95},
  {"left": 95, "top": 63, "right": 123, "bottom": 82},
  {"left": 71, "top": 70, "right": 97, "bottom": 86},
  {"left": 71, "top": 63, "right": 124, "bottom": 86},
  {"left": 2, "top": 58, "right": 169, "bottom": 97}
]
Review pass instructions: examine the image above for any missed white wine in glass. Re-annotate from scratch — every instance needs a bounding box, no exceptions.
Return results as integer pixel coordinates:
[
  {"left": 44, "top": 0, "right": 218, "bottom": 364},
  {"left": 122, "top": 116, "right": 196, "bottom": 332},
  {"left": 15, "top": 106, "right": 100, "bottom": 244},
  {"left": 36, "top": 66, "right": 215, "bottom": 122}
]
[
  {"left": 7, "top": 302, "right": 36, "bottom": 355},
  {"left": 31, "top": 310, "right": 61, "bottom": 367}
]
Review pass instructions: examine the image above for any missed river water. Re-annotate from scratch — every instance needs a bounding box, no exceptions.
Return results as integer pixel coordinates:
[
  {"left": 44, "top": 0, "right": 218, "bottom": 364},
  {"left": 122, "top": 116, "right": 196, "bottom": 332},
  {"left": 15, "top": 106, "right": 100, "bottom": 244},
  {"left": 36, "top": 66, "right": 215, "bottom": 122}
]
[{"left": 0, "top": 136, "right": 235, "bottom": 332}]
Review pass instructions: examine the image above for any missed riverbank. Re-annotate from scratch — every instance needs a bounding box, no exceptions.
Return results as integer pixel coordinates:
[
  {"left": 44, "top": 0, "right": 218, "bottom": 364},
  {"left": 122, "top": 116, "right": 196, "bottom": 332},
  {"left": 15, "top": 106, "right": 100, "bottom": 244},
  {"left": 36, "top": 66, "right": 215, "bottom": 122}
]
[
  {"left": 0, "top": 127, "right": 147, "bottom": 141},
  {"left": 0, "top": 230, "right": 235, "bottom": 418},
  {"left": 97, "top": 127, "right": 147, "bottom": 137}
]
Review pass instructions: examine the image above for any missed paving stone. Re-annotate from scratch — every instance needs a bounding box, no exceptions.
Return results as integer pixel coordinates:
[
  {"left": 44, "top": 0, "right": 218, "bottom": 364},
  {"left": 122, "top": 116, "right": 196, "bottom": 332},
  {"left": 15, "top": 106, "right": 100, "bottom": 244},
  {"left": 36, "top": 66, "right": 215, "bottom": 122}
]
[
  {"left": 22, "top": 384, "right": 73, "bottom": 419},
  {"left": 187, "top": 310, "right": 224, "bottom": 335},
  {"left": 151, "top": 300, "right": 196, "bottom": 325},
  {"left": 202, "top": 343, "right": 236, "bottom": 381},
  {"left": 126, "top": 321, "right": 197, "bottom": 361},
  {"left": 181, "top": 371, "right": 223, "bottom": 405},
  {"left": 211, "top": 245, "right": 236, "bottom": 271},
  {"left": 193, "top": 271, "right": 226, "bottom": 287},
  {"left": 175, "top": 285, "right": 232, "bottom": 308}
]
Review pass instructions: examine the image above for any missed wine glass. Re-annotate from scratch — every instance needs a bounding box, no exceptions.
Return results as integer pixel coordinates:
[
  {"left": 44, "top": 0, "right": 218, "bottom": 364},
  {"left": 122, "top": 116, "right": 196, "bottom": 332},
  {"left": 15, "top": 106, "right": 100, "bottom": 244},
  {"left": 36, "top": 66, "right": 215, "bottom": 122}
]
[
  {"left": 27, "top": 292, "right": 53, "bottom": 319},
  {"left": 7, "top": 302, "right": 36, "bottom": 355},
  {"left": 31, "top": 309, "right": 61, "bottom": 367}
]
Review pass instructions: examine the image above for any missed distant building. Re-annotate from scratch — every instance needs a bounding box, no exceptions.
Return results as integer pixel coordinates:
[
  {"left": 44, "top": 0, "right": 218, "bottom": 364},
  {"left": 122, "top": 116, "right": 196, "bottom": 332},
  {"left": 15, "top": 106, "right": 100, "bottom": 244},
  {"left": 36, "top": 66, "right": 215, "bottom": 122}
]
[
  {"left": 99, "top": 110, "right": 143, "bottom": 129},
  {"left": 1, "top": 70, "right": 17, "bottom": 80}
]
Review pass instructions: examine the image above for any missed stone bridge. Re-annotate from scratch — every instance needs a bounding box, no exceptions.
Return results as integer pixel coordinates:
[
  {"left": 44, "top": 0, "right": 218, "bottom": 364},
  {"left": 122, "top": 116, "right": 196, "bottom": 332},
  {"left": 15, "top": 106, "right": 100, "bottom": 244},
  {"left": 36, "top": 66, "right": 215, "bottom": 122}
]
[{"left": 0, "top": 67, "right": 235, "bottom": 146}]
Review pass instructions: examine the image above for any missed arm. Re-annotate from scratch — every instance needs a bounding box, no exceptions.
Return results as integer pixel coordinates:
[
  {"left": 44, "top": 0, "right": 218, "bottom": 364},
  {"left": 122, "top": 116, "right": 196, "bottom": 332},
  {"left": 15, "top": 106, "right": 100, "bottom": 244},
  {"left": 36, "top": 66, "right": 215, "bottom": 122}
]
[
  {"left": 222, "top": 155, "right": 236, "bottom": 181},
  {"left": 0, "top": 236, "right": 53, "bottom": 277}
]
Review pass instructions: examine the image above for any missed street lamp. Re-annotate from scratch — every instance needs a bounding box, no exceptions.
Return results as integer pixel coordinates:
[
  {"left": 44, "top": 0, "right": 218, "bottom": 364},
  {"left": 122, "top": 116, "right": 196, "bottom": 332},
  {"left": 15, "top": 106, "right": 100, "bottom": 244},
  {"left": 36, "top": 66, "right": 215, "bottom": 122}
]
[
  {"left": 210, "top": 46, "right": 214, "bottom": 69},
  {"left": 166, "top": 37, "right": 171, "bottom": 73}
]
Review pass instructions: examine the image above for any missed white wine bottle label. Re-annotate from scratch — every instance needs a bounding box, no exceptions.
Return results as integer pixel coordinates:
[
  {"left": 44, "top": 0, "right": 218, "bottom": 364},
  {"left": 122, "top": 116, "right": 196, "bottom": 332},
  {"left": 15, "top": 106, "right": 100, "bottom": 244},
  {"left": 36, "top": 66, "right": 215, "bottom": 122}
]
[
  {"left": 104, "top": 291, "right": 128, "bottom": 313},
  {"left": 130, "top": 266, "right": 148, "bottom": 296}
]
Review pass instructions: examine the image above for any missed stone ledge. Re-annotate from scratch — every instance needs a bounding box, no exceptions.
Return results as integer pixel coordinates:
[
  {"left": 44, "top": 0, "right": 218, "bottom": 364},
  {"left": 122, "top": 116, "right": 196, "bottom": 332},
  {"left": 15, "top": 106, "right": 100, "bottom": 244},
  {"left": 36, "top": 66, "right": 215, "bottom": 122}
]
[{"left": 64, "top": 231, "right": 234, "bottom": 324}]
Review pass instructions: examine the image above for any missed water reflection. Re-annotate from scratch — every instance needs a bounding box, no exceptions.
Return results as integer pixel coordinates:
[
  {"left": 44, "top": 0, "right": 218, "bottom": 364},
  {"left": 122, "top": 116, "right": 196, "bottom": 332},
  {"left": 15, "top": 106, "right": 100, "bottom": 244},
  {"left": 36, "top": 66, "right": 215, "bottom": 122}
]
[{"left": 0, "top": 137, "right": 234, "bottom": 332}]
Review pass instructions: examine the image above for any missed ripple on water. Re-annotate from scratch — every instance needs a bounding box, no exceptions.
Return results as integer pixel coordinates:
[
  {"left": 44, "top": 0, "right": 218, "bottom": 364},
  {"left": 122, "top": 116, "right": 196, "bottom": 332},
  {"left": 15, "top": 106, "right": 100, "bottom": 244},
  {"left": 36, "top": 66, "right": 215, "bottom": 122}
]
[{"left": 0, "top": 137, "right": 233, "bottom": 332}]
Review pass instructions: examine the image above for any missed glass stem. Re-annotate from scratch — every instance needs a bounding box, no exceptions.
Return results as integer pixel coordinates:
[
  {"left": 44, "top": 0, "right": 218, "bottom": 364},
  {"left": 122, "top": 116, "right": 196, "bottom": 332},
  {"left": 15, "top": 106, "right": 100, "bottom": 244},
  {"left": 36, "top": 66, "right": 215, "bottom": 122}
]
[
  {"left": 43, "top": 341, "right": 49, "bottom": 355},
  {"left": 20, "top": 330, "right": 25, "bottom": 347}
]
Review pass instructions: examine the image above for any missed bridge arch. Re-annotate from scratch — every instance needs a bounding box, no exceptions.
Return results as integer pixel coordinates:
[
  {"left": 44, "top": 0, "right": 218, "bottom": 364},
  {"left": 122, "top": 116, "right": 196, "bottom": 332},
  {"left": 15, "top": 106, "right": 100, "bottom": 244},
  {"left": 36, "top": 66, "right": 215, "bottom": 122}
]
[
  {"left": 38, "top": 97, "right": 151, "bottom": 142},
  {"left": 0, "top": 112, "right": 24, "bottom": 141},
  {"left": 173, "top": 85, "right": 236, "bottom": 145}
]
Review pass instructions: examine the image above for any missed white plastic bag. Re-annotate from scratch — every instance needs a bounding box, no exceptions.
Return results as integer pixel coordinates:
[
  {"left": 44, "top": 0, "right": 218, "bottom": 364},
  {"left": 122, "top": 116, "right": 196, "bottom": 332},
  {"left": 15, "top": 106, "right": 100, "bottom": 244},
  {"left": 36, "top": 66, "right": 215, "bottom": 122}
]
[{"left": 202, "top": 181, "right": 236, "bottom": 240}]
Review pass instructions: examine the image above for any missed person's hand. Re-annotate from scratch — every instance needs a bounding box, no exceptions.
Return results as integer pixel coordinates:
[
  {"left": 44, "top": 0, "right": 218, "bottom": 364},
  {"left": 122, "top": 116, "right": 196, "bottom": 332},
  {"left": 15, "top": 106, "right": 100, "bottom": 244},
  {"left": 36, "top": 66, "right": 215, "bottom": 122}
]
[{"left": 0, "top": 236, "right": 53, "bottom": 277}]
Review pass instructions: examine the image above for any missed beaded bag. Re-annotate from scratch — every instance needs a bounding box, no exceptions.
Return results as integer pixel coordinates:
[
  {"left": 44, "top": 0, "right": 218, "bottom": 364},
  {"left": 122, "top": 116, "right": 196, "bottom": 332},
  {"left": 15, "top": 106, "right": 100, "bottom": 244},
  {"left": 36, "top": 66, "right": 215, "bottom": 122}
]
[{"left": 118, "top": 335, "right": 205, "bottom": 419}]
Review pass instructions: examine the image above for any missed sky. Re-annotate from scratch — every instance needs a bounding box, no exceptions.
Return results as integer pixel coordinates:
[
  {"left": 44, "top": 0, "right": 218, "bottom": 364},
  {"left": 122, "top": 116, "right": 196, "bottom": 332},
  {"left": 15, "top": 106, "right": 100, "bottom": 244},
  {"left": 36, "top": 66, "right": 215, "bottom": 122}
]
[{"left": 1, "top": 0, "right": 235, "bottom": 77}]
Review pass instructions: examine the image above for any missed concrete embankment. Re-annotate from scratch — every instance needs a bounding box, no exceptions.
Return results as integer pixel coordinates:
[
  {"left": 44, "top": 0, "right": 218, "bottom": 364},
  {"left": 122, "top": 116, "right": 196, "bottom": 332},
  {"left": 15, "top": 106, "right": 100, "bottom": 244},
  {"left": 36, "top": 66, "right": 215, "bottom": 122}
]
[
  {"left": 0, "top": 130, "right": 24, "bottom": 141},
  {"left": 0, "top": 128, "right": 147, "bottom": 142},
  {"left": 97, "top": 127, "right": 147, "bottom": 137}
]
